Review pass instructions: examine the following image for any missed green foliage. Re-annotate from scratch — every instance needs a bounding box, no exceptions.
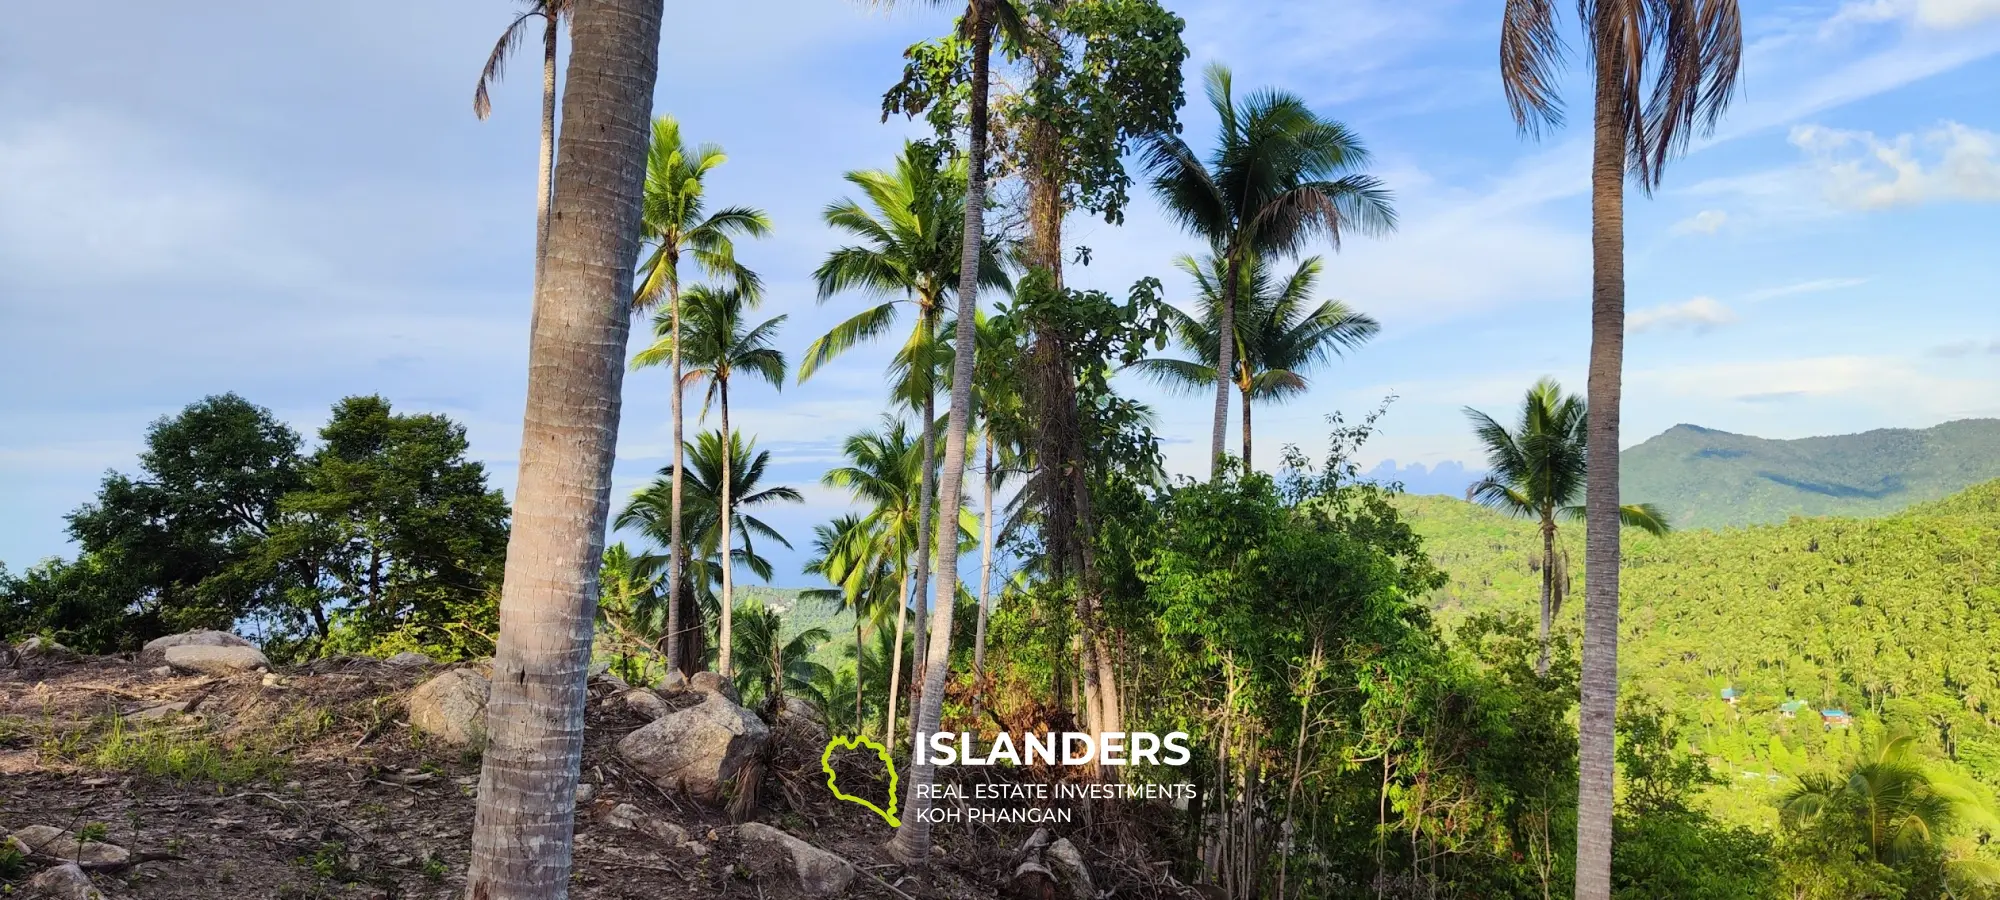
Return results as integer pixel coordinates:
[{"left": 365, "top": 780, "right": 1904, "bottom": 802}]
[
  {"left": 1621, "top": 419, "right": 2000, "bottom": 529},
  {"left": 1612, "top": 699, "right": 1779, "bottom": 899},
  {"left": 730, "top": 599, "right": 833, "bottom": 712}
]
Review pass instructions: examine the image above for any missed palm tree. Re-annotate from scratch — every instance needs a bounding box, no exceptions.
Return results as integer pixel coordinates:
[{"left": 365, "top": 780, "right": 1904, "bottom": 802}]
[
  {"left": 969, "top": 310, "right": 1027, "bottom": 686},
  {"left": 1499, "top": 1, "right": 1742, "bottom": 892},
  {"left": 729, "top": 600, "right": 833, "bottom": 713},
  {"left": 803, "top": 513, "right": 898, "bottom": 733},
  {"left": 465, "top": 0, "right": 660, "bottom": 895},
  {"left": 1782, "top": 732, "right": 2000, "bottom": 889},
  {"left": 635, "top": 285, "right": 785, "bottom": 676},
  {"left": 1463, "top": 378, "right": 1669, "bottom": 677},
  {"left": 1137, "top": 253, "right": 1379, "bottom": 469},
  {"left": 616, "top": 430, "right": 802, "bottom": 667},
  {"left": 1142, "top": 63, "right": 1396, "bottom": 480},
  {"left": 597, "top": 542, "right": 667, "bottom": 684},
  {"left": 631, "top": 116, "right": 771, "bottom": 676},
  {"left": 802, "top": 142, "right": 1007, "bottom": 705},
  {"left": 473, "top": 0, "right": 572, "bottom": 299},
  {"left": 823, "top": 417, "right": 927, "bottom": 748}
]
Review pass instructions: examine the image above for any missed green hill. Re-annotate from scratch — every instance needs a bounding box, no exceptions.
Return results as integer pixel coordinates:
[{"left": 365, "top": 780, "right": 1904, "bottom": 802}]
[
  {"left": 1395, "top": 480, "right": 2000, "bottom": 824},
  {"left": 1620, "top": 418, "right": 2000, "bottom": 529}
]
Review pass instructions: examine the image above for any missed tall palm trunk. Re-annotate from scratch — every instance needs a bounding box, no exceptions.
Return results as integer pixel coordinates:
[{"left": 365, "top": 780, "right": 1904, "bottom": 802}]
[
  {"left": 1239, "top": 383, "right": 1253, "bottom": 471},
  {"left": 1537, "top": 516, "right": 1556, "bottom": 677},
  {"left": 854, "top": 614, "right": 866, "bottom": 731},
  {"left": 534, "top": 18, "right": 557, "bottom": 289},
  {"left": 887, "top": 0, "right": 990, "bottom": 863},
  {"left": 666, "top": 279, "right": 689, "bottom": 676},
  {"left": 465, "top": 0, "right": 659, "bottom": 895},
  {"left": 1211, "top": 257, "right": 1239, "bottom": 478},
  {"left": 909, "top": 310, "right": 938, "bottom": 720},
  {"left": 972, "top": 430, "right": 995, "bottom": 685},
  {"left": 717, "top": 377, "right": 735, "bottom": 676},
  {"left": 884, "top": 559, "right": 912, "bottom": 746},
  {"left": 1574, "top": 22, "right": 1629, "bottom": 898}
]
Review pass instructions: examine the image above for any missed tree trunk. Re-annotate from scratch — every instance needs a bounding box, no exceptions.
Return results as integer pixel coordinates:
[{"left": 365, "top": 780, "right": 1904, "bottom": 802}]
[
  {"left": 909, "top": 313, "right": 938, "bottom": 722},
  {"left": 1573, "top": 23, "right": 1628, "bottom": 899},
  {"left": 717, "top": 378, "right": 735, "bottom": 676},
  {"left": 973, "top": 430, "right": 995, "bottom": 690},
  {"left": 1211, "top": 255, "right": 1239, "bottom": 479},
  {"left": 884, "top": 559, "right": 912, "bottom": 747},
  {"left": 464, "top": 0, "right": 659, "bottom": 895},
  {"left": 1538, "top": 516, "right": 1555, "bottom": 677},
  {"left": 887, "top": 0, "right": 990, "bottom": 864},
  {"left": 1240, "top": 384, "right": 1253, "bottom": 472},
  {"left": 855, "top": 614, "right": 866, "bottom": 732},
  {"left": 534, "top": 17, "right": 557, "bottom": 293},
  {"left": 665, "top": 276, "right": 688, "bottom": 676}
]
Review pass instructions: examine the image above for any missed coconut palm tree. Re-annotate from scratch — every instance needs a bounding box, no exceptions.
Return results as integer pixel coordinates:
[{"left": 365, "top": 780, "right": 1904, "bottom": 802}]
[
  {"left": 1136, "top": 253, "right": 1379, "bottom": 470},
  {"left": 968, "top": 309, "right": 1028, "bottom": 686},
  {"left": 465, "top": 0, "right": 660, "bottom": 895},
  {"left": 1498, "top": 2, "right": 1742, "bottom": 892},
  {"left": 635, "top": 285, "right": 785, "bottom": 676},
  {"left": 630, "top": 116, "right": 771, "bottom": 678},
  {"left": 1782, "top": 732, "right": 2000, "bottom": 890},
  {"left": 729, "top": 600, "right": 833, "bottom": 713},
  {"left": 803, "top": 513, "right": 898, "bottom": 733},
  {"left": 1141, "top": 63, "right": 1396, "bottom": 480},
  {"left": 802, "top": 142, "right": 1008, "bottom": 703},
  {"left": 597, "top": 542, "right": 666, "bottom": 684},
  {"left": 1463, "top": 378, "right": 1670, "bottom": 677},
  {"left": 473, "top": 0, "right": 571, "bottom": 299}
]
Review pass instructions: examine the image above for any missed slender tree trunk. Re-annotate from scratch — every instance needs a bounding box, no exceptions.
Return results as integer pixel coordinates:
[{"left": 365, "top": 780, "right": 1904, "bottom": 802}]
[
  {"left": 1211, "top": 256, "right": 1239, "bottom": 479},
  {"left": 1573, "top": 26, "right": 1628, "bottom": 899},
  {"left": 535, "top": 18, "right": 557, "bottom": 291},
  {"left": 884, "top": 560, "right": 912, "bottom": 747},
  {"left": 718, "top": 379, "right": 735, "bottom": 676},
  {"left": 854, "top": 614, "right": 866, "bottom": 732},
  {"left": 464, "top": 0, "right": 659, "bottom": 895},
  {"left": 665, "top": 277, "right": 688, "bottom": 676},
  {"left": 1240, "top": 384, "right": 1253, "bottom": 472},
  {"left": 972, "top": 430, "right": 995, "bottom": 690},
  {"left": 909, "top": 315, "right": 938, "bottom": 718},
  {"left": 887, "top": 0, "right": 990, "bottom": 863},
  {"left": 1538, "top": 516, "right": 1555, "bottom": 677}
]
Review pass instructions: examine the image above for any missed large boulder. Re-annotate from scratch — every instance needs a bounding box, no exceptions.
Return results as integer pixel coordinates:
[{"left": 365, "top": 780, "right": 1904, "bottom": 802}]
[
  {"left": 616, "top": 693, "right": 767, "bottom": 803},
  {"left": 688, "top": 671, "right": 740, "bottom": 702},
  {"left": 27, "top": 863, "right": 105, "bottom": 900},
  {"left": 621, "top": 688, "right": 673, "bottom": 721},
  {"left": 141, "top": 629, "right": 253, "bottom": 662},
  {"left": 737, "top": 823, "right": 854, "bottom": 897},
  {"left": 7, "top": 825, "right": 130, "bottom": 867},
  {"left": 407, "top": 669, "right": 490, "bottom": 747},
  {"left": 16, "top": 636, "right": 78, "bottom": 661},
  {"left": 163, "top": 643, "right": 270, "bottom": 675}
]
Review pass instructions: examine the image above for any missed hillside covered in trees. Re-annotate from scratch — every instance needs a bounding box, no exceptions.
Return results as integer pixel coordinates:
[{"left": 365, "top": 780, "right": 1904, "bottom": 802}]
[{"left": 1618, "top": 419, "right": 2000, "bottom": 529}]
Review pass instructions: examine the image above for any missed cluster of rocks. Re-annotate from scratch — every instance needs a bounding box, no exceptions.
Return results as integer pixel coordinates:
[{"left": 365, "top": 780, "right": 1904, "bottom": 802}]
[{"left": 6, "top": 824, "right": 129, "bottom": 899}]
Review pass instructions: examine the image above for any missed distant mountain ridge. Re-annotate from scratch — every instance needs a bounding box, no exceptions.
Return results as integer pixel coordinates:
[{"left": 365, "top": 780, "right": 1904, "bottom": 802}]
[{"left": 1619, "top": 418, "right": 2000, "bottom": 529}]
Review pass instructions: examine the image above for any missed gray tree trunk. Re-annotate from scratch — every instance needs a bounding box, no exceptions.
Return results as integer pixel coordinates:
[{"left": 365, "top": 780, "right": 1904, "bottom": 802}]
[
  {"left": 666, "top": 277, "right": 688, "bottom": 676},
  {"left": 884, "top": 558, "right": 912, "bottom": 747},
  {"left": 718, "top": 378, "right": 735, "bottom": 676},
  {"left": 1573, "top": 19, "right": 1628, "bottom": 896},
  {"left": 1211, "top": 257, "right": 1238, "bottom": 479},
  {"left": 887, "top": 0, "right": 990, "bottom": 864},
  {"left": 464, "top": 0, "right": 660, "bottom": 895},
  {"left": 973, "top": 431, "right": 995, "bottom": 682},
  {"left": 908, "top": 306, "right": 939, "bottom": 725}
]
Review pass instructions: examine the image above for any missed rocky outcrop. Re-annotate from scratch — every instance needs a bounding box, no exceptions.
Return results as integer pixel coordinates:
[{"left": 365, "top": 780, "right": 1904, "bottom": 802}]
[
  {"left": 16, "top": 636, "right": 78, "bottom": 662},
  {"left": 406, "top": 669, "right": 490, "bottom": 747},
  {"left": 737, "top": 823, "right": 855, "bottom": 897},
  {"left": 163, "top": 644, "right": 270, "bottom": 676},
  {"left": 140, "top": 629, "right": 252, "bottom": 662},
  {"left": 27, "top": 863, "right": 105, "bottom": 900},
  {"left": 7, "top": 825, "right": 130, "bottom": 867},
  {"left": 615, "top": 692, "right": 767, "bottom": 804}
]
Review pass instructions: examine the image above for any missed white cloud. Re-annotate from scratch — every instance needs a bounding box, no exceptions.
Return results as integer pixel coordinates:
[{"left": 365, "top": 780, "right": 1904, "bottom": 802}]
[
  {"left": 1928, "top": 338, "right": 2000, "bottom": 357},
  {"left": 1791, "top": 120, "right": 2000, "bottom": 209},
  {"left": 1743, "top": 277, "right": 1868, "bottom": 302},
  {"left": 1671, "top": 209, "right": 1730, "bottom": 235},
  {"left": 1628, "top": 297, "right": 1739, "bottom": 334},
  {"left": 1829, "top": 0, "right": 2000, "bottom": 29},
  {"left": 1631, "top": 354, "right": 2000, "bottom": 420}
]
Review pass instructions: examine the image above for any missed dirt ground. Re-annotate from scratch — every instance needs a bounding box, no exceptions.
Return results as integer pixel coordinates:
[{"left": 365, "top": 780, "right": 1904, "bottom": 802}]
[{"left": 0, "top": 652, "right": 1198, "bottom": 899}]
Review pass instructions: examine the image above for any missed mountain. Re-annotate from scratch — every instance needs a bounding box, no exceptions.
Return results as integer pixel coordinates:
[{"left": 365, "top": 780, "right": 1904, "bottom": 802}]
[
  {"left": 1619, "top": 418, "right": 2000, "bottom": 529},
  {"left": 1394, "top": 480, "right": 2000, "bottom": 824}
]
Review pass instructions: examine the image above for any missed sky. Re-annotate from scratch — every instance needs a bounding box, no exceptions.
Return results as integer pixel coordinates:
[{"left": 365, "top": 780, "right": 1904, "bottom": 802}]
[{"left": 3, "top": 0, "right": 1997, "bottom": 586}]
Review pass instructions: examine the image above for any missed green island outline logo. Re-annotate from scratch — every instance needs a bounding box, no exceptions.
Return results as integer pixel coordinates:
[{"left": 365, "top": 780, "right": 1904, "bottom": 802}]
[{"left": 821, "top": 734, "right": 900, "bottom": 827}]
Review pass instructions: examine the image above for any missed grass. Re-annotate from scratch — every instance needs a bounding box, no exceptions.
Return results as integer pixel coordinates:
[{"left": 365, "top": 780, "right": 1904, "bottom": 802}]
[{"left": 30, "top": 701, "right": 343, "bottom": 787}]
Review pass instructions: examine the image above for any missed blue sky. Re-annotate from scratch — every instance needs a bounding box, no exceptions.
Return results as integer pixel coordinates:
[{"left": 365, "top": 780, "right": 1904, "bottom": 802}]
[{"left": 3, "top": 0, "right": 1997, "bottom": 585}]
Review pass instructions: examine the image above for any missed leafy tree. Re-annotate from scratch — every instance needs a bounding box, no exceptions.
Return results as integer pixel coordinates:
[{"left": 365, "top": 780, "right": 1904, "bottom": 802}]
[
  {"left": 596, "top": 542, "right": 667, "bottom": 685},
  {"left": 260, "top": 396, "right": 510, "bottom": 659},
  {"left": 1498, "top": 0, "right": 1744, "bottom": 890},
  {"left": 1464, "top": 378, "right": 1668, "bottom": 675},
  {"left": 803, "top": 513, "right": 901, "bottom": 733},
  {"left": 730, "top": 600, "right": 833, "bottom": 713},
  {"left": 1138, "top": 252, "right": 1378, "bottom": 469},
  {"left": 636, "top": 284, "right": 785, "bottom": 675},
  {"left": 1141, "top": 63, "right": 1395, "bottom": 479},
  {"left": 465, "top": 0, "right": 660, "bottom": 891},
  {"left": 630, "top": 114, "right": 771, "bottom": 676},
  {"left": 1611, "top": 699, "right": 1777, "bottom": 900}
]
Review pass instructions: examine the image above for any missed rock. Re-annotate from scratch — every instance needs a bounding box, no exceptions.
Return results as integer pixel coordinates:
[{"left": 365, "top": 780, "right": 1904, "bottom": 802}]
[
  {"left": 688, "top": 670, "right": 740, "bottom": 702},
  {"left": 621, "top": 688, "right": 672, "bottom": 721},
  {"left": 385, "top": 651, "right": 435, "bottom": 667},
  {"left": 8, "top": 825, "right": 130, "bottom": 867},
  {"left": 615, "top": 693, "right": 768, "bottom": 804},
  {"left": 682, "top": 840, "right": 709, "bottom": 858},
  {"left": 659, "top": 669, "right": 689, "bottom": 694},
  {"left": 738, "top": 823, "right": 855, "bottom": 897},
  {"left": 587, "top": 659, "right": 612, "bottom": 679},
  {"left": 775, "top": 695, "right": 828, "bottom": 741},
  {"left": 1046, "top": 838, "right": 1095, "bottom": 900},
  {"left": 148, "top": 666, "right": 175, "bottom": 678},
  {"left": 574, "top": 782, "right": 597, "bottom": 805},
  {"left": 17, "top": 636, "right": 78, "bottom": 661},
  {"left": 592, "top": 669, "right": 632, "bottom": 692},
  {"left": 163, "top": 643, "right": 269, "bottom": 675},
  {"left": 593, "top": 801, "right": 688, "bottom": 844},
  {"left": 141, "top": 629, "right": 253, "bottom": 662},
  {"left": 26, "top": 863, "right": 105, "bottom": 900},
  {"left": 262, "top": 672, "right": 289, "bottom": 688},
  {"left": 130, "top": 701, "right": 189, "bottom": 721},
  {"left": 407, "top": 669, "right": 490, "bottom": 747}
]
